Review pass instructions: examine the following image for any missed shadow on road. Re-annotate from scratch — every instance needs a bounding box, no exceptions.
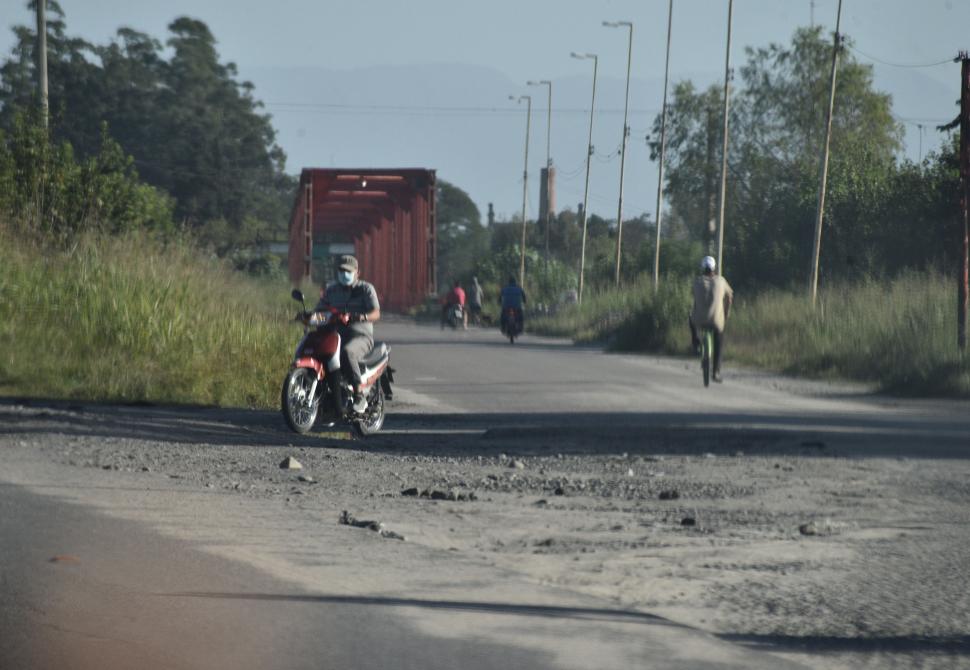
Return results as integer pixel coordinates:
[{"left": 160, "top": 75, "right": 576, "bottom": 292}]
[
  {"left": 164, "top": 591, "right": 680, "bottom": 627},
  {"left": 164, "top": 592, "right": 970, "bottom": 657},
  {"left": 721, "top": 632, "right": 970, "bottom": 656},
  {"left": 2, "top": 399, "right": 968, "bottom": 460}
]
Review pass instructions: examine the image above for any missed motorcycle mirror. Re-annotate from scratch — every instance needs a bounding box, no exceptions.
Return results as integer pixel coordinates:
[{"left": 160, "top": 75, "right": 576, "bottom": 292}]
[{"left": 291, "top": 289, "right": 304, "bottom": 303}]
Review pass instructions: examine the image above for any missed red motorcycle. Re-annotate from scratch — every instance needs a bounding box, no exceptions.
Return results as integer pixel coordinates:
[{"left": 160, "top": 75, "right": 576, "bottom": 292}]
[{"left": 281, "top": 289, "right": 393, "bottom": 437}]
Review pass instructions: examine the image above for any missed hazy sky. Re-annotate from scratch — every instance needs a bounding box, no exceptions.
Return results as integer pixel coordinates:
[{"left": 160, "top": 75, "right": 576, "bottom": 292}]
[{"left": 3, "top": 1, "right": 968, "bottom": 219}]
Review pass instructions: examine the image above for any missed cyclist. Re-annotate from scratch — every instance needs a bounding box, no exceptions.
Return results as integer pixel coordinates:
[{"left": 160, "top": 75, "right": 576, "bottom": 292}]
[{"left": 689, "top": 256, "right": 733, "bottom": 383}]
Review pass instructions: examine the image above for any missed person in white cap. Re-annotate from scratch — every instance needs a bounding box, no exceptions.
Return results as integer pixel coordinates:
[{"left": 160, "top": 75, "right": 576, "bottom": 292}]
[
  {"left": 689, "top": 255, "right": 733, "bottom": 383},
  {"left": 314, "top": 254, "right": 381, "bottom": 413}
]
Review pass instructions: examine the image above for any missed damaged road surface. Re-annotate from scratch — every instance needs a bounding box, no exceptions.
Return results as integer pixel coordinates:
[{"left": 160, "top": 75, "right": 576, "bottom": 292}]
[{"left": 2, "top": 321, "right": 969, "bottom": 669}]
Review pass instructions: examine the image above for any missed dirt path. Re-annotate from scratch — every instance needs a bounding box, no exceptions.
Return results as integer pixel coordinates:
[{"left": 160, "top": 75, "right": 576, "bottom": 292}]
[{"left": 1, "top": 393, "right": 968, "bottom": 669}]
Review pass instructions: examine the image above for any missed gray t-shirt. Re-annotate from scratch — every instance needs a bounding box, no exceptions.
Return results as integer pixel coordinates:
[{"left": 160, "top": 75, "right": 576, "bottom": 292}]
[
  {"left": 315, "top": 280, "right": 380, "bottom": 338},
  {"left": 691, "top": 274, "right": 733, "bottom": 332},
  {"left": 469, "top": 282, "right": 484, "bottom": 307}
]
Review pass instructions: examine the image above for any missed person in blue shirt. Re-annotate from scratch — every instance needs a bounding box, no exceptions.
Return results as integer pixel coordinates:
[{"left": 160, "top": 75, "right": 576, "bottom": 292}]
[{"left": 499, "top": 276, "right": 526, "bottom": 334}]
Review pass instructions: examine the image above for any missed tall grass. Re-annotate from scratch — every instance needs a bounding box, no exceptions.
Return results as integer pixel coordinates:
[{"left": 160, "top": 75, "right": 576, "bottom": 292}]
[
  {"left": 0, "top": 225, "right": 299, "bottom": 407},
  {"left": 730, "top": 274, "right": 969, "bottom": 395},
  {"left": 533, "top": 273, "right": 970, "bottom": 397}
]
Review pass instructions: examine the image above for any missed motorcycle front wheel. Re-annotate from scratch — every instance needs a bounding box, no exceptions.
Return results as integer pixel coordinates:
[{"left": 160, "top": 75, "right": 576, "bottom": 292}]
[
  {"left": 281, "top": 367, "right": 320, "bottom": 434},
  {"left": 354, "top": 385, "right": 385, "bottom": 437}
]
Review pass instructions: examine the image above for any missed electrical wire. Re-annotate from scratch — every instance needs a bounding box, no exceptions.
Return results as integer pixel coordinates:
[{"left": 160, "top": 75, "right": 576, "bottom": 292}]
[
  {"left": 265, "top": 101, "right": 661, "bottom": 117},
  {"left": 847, "top": 44, "right": 954, "bottom": 69}
]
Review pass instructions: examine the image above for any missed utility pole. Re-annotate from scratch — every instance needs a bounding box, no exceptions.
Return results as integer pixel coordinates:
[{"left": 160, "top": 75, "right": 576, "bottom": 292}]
[
  {"left": 716, "top": 0, "right": 733, "bottom": 274},
  {"left": 571, "top": 52, "right": 598, "bottom": 303},
  {"left": 36, "top": 0, "right": 48, "bottom": 127},
  {"left": 653, "top": 0, "right": 674, "bottom": 290},
  {"left": 705, "top": 108, "right": 717, "bottom": 253},
  {"left": 604, "top": 20, "right": 633, "bottom": 286},
  {"left": 510, "top": 94, "right": 532, "bottom": 288},
  {"left": 809, "top": 0, "right": 844, "bottom": 306},
  {"left": 958, "top": 51, "right": 969, "bottom": 350},
  {"left": 528, "top": 80, "right": 553, "bottom": 257}
]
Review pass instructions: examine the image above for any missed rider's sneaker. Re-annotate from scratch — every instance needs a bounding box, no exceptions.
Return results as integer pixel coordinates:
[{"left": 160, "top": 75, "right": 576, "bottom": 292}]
[
  {"left": 352, "top": 392, "right": 368, "bottom": 413},
  {"left": 712, "top": 371, "right": 723, "bottom": 383}
]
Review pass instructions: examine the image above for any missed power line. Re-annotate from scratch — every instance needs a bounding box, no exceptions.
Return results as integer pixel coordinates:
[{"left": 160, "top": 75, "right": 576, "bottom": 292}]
[
  {"left": 847, "top": 44, "right": 954, "bottom": 69},
  {"left": 893, "top": 113, "right": 952, "bottom": 127},
  {"left": 265, "top": 101, "right": 661, "bottom": 116}
]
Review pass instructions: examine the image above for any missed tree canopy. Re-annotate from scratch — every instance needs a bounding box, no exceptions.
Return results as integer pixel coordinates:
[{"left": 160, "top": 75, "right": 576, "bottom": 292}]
[
  {"left": 0, "top": 2, "right": 293, "bottom": 244},
  {"left": 648, "top": 27, "right": 954, "bottom": 289}
]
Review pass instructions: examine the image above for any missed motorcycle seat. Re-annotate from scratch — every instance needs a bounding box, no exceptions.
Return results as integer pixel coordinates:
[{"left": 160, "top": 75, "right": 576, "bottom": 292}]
[{"left": 359, "top": 342, "right": 389, "bottom": 369}]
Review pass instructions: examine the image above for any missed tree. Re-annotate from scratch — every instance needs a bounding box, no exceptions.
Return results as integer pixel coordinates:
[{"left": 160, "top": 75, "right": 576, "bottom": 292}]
[
  {"left": 436, "top": 179, "right": 488, "bottom": 285},
  {"left": 650, "top": 27, "right": 905, "bottom": 289},
  {"left": 0, "top": 3, "right": 293, "bottom": 249}
]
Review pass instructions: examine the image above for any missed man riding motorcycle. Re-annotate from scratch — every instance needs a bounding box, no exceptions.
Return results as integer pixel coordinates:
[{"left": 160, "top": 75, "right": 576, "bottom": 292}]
[
  {"left": 314, "top": 255, "right": 381, "bottom": 413},
  {"left": 499, "top": 276, "right": 526, "bottom": 334},
  {"left": 440, "top": 279, "right": 467, "bottom": 330}
]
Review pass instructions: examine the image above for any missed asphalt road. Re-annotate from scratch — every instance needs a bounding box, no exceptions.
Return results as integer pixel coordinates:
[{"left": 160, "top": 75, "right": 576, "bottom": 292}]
[
  {"left": 383, "top": 320, "right": 970, "bottom": 457},
  {"left": 3, "top": 320, "right": 968, "bottom": 670}
]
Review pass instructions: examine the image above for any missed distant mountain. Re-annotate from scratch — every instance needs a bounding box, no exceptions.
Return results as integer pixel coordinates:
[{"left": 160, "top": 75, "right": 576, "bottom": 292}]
[
  {"left": 238, "top": 60, "right": 956, "bottom": 221},
  {"left": 240, "top": 62, "right": 674, "bottom": 220}
]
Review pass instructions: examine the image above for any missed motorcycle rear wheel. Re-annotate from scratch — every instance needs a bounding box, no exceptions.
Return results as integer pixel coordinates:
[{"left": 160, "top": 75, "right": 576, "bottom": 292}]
[{"left": 281, "top": 367, "right": 320, "bottom": 434}]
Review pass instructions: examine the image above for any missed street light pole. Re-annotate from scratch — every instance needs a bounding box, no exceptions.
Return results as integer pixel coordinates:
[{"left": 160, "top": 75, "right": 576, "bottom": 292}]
[
  {"left": 604, "top": 20, "right": 633, "bottom": 286},
  {"left": 510, "top": 94, "right": 532, "bottom": 288},
  {"left": 528, "top": 80, "right": 553, "bottom": 257},
  {"left": 653, "top": 0, "right": 673, "bottom": 290},
  {"left": 716, "top": 0, "right": 733, "bottom": 274},
  {"left": 809, "top": 0, "right": 843, "bottom": 306},
  {"left": 35, "top": 0, "right": 48, "bottom": 127},
  {"left": 571, "top": 52, "right": 598, "bottom": 304}
]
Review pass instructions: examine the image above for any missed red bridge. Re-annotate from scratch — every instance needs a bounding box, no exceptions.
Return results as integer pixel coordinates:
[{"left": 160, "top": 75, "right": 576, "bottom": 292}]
[{"left": 288, "top": 168, "right": 437, "bottom": 312}]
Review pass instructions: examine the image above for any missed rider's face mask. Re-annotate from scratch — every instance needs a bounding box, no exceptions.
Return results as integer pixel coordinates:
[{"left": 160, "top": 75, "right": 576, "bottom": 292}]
[{"left": 337, "top": 269, "right": 356, "bottom": 286}]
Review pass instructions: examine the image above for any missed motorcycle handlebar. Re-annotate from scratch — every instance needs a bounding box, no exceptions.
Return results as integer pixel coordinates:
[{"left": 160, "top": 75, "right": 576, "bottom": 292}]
[{"left": 294, "top": 308, "right": 353, "bottom": 326}]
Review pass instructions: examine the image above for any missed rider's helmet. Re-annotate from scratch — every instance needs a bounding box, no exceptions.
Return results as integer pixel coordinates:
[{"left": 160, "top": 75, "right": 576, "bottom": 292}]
[
  {"left": 700, "top": 256, "right": 716, "bottom": 273},
  {"left": 508, "top": 276, "right": 517, "bottom": 286}
]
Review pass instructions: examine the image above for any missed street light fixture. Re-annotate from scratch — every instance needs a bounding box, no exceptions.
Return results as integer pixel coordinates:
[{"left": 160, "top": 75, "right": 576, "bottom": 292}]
[
  {"left": 527, "top": 80, "right": 553, "bottom": 257},
  {"left": 570, "top": 52, "right": 598, "bottom": 303},
  {"left": 603, "top": 20, "right": 633, "bottom": 286},
  {"left": 510, "top": 94, "right": 532, "bottom": 287}
]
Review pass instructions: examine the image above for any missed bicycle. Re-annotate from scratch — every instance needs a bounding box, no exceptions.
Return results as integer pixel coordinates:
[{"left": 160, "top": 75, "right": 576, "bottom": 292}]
[{"left": 699, "top": 327, "right": 715, "bottom": 387}]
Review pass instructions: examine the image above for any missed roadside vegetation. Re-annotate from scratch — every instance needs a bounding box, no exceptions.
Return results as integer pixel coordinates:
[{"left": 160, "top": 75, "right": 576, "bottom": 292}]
[
  {"left": 532, "top": 274, "right": 970, "bottom": 397},
  {"left": 0, "top": 3, "right": 299, "bottom": 407},
  {"left": 1, "top": 6, "right": 967, "bottom": 404},
  {"left": 0, "top": 224, "right": 293, "bottom": 407},
  {"left": 524, "top": 26, "right": 969, "bottom": 398}
]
